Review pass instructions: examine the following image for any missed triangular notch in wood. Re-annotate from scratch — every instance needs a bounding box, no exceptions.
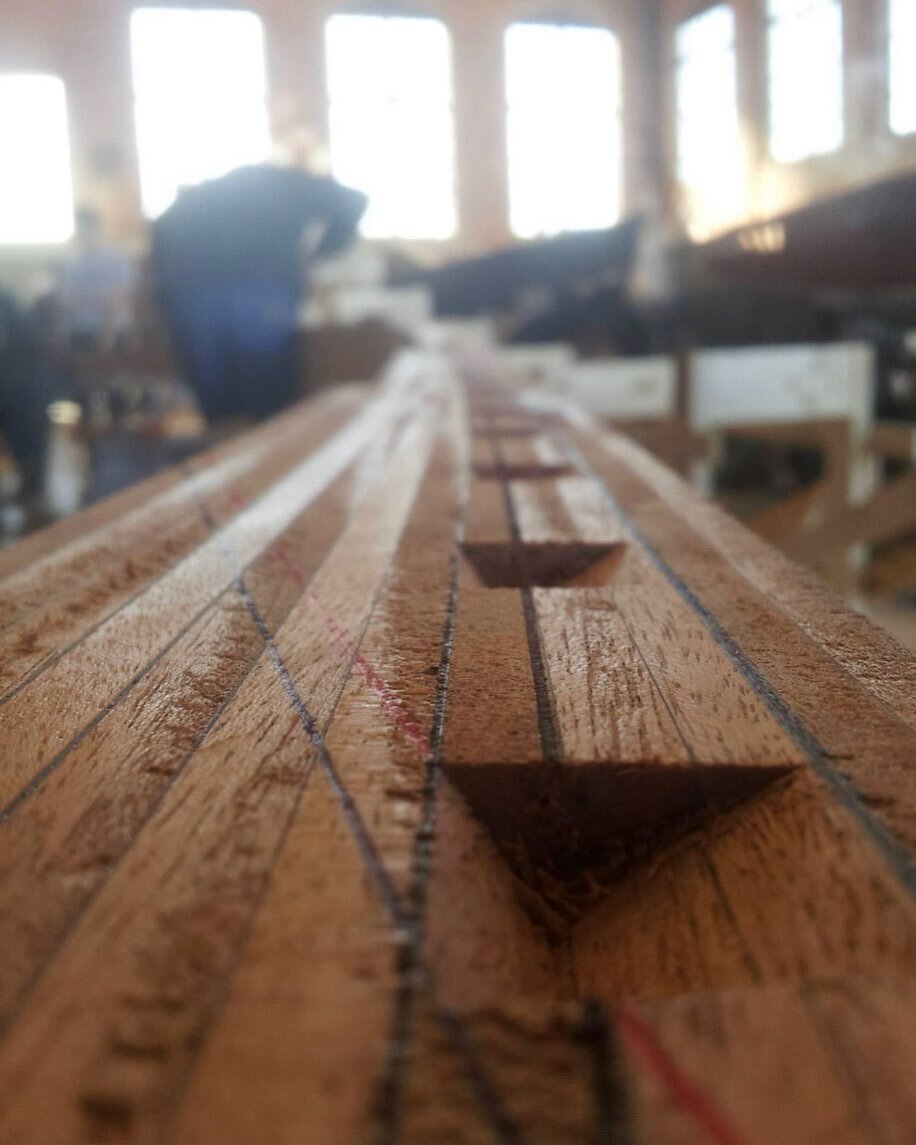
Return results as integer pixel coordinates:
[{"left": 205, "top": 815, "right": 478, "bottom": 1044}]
[
  {"left": 474, "top": 464, "right": 575, "bottom": 482},
  {"left": 442, "top": 758, "right": 796, "bottom": 928},
  {"left": 473, "top": 423, "right": 544, "bottom": 437},
  {"left": 462, "top": 542, "right": 626, "bottom": 589}
]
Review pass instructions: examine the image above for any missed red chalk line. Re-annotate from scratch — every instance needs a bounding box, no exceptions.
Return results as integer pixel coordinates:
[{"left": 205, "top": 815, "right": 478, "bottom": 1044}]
[
  {"left": 271, "top": 539, "right": 429, "bottom": 758},
  {"left": 207, "top": 492, "right": 425, "bottom": 761},
  {"left": 617, "top": 1004, "right": 755, "bottom": 1145}
]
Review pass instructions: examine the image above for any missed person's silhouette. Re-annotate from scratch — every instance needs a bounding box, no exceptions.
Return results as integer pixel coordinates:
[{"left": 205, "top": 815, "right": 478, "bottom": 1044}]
[{"left": 151, "top": 165, "right": 367, "bottom": 422}]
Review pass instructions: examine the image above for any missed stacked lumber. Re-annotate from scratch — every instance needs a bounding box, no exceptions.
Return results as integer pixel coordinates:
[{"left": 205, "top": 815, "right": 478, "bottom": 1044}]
[{"left": 1, "top": 342, "right": 916, "bottom": 1144}]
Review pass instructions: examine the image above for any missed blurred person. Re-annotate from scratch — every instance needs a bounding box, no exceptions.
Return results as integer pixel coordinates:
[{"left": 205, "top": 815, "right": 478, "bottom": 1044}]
[
  {"left": 0, "top": 289, "right": 51, "bottom": 508},
  {"left": 150, "top": 164, "right": 367, "bottom": 423},
  {"left": 58, "top": 207, "right": 136, "bottom": 350}
]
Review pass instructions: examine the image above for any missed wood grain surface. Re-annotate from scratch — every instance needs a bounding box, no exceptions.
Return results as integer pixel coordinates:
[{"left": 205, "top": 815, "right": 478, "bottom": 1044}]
[{"left": 1, "top": 346, "right": 915, "bottom": 1144}]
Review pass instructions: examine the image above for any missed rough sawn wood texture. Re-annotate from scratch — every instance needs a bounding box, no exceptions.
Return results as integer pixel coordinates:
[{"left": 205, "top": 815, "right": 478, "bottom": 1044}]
[{"left": 1, "top": 345, "right": 916, "bottom": 1144}]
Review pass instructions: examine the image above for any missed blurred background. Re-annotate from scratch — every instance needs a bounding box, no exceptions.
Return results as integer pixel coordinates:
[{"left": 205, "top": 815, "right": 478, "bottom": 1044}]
[{"left": 0, "top": 0, "right": 914, "bottom": 646}]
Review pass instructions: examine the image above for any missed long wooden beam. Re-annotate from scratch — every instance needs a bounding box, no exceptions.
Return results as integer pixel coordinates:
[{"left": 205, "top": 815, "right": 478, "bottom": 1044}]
[{"left": 1, "top": 346, "right": 915, "bottom": 1143}]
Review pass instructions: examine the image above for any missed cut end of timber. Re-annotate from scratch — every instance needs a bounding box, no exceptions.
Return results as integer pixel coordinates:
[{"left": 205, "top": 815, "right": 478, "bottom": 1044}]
[
  {"left": 461, "top": 542, "right": 627, "bottom": 589},
  {"left": 442, "top": 760, "right": 796, "bottom": 927}
]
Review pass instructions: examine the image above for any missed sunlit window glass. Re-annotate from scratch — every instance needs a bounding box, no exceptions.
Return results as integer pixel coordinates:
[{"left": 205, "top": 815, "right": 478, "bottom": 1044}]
[
  {"left": 676, "top": 6, "right": 742, "bottom": 209},
  {"left": 890, "top": 0, "right": 916, "bottom": 135},
  {"left": 325, "top": 15, "right": 457, "bottom": 241},
  {"left": 506, "top": 23, "right": 621, "bottom": 239},
  {"left": 0, "top": 75, "right": 74, "bottom": 244},
  {"left": 130, "top": 8, "right": 271, "bottom": 218},
  {"left": 768, "top": 0, "right": 843, "bottom": 162}
]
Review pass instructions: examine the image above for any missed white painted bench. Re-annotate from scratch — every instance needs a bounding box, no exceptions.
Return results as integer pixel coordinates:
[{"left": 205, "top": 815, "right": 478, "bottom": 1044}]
[
  {"left": 688, "top": 343, "right": 879, "bottom": 587},
  {"left": 566, "top": 357, "right": 678, "bottom": 421}
]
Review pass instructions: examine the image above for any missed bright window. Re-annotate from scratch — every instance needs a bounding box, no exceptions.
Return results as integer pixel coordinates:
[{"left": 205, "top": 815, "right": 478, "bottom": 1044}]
[
  {"left": 677, "top": 7, "right": 741, "bottom": 206},
  {"left": 890, "top": 0, "right": 916, "bottom": 134},
  {"left": 0, "top": 75, "right": 74, "bottom": 244},
  {"left": 506, "top": 23, "right": 621, "bottom": 239},
  {"left": 768, "top": 0, "right": 843, "bottom": 162},
  {"left": 325, "top": 14, "right": 457, "bottom": 241},
  {"left": 130, "top": 7, "right": 271, "bottom": 218}
]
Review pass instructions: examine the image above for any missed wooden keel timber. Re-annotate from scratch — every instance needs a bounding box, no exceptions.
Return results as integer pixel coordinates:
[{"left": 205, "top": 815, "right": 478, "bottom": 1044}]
[{"left": 0, "top": 348, "right": 914, "bottom": 1143}]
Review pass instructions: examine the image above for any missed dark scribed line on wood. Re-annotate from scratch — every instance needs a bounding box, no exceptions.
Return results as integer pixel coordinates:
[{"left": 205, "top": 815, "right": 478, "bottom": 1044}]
[
  {"left": 374, "top": 494, "right": 467, "bottom": 1145},
  {"left": 246, "top": 541, "right": 524, "bottom": 1145},
  {"left": 305, "top": 581, "right": 429, "bottom": 757},
  {"left": 0, "top": 636, "right": 267, "bottom": 1041},
  {"left": 0, "top": 466, "right": 262, "bottom": 711},
  {"left": 197, "top": 486, "right": 406, "bottom": 924},
  {"left": 427, "top": 1000, "right": 527, "bottom": 1145},
  {"left": 242, "top": 577, "right": 406, "bottom": 924},
  {"left": 361, "top": 429, "right": 525, "bottom": 1145},
  {"left": 202, "top": 471, "right": 524, "bottom": 1145},
  {"left": 274, "top": 529, "right": 427, "bottom": 760},
  {"left": 616, "top": 1004, "right": 751, "bottom": 1145},
  {"left": 798, "top": 984, "right": 888, "bottom": 1145},
  {"left": 576, "top": 1001, "right": 636, "bottom": 1145},
  {"left": 152, "top": 754, "right": 326, "bottom": 1145},
  {"left": 700, "top": 852, "right": 765, "bottom": 985},
  {"left": 0, "top": 464, "right": 310, "bottom": 823},
  {"left": 0, "top": 472, "right": 368, "bottom": 1028},
  {"left": 0, "top": 542, "right": 199, "bottom": 713},
  {"left": 155, "top": 641, "right": 374, "bottom": 1145},
  {"left": 487, "top": 427, "right": 562, "bottom": 765},
  {"left": 0, "top": 588, "right": 230, "bottom": 826},
  {"left": 555, "top": 431, "right": 916, "bottom": 903},
  {"left": 616, "top": 608, "right": 697, "bottom": 765},
  {"left": 147, "top": 486, "right": 403, "bottom": 1140}
]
